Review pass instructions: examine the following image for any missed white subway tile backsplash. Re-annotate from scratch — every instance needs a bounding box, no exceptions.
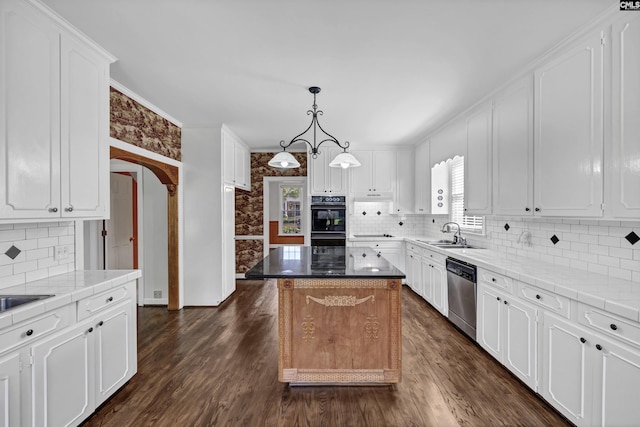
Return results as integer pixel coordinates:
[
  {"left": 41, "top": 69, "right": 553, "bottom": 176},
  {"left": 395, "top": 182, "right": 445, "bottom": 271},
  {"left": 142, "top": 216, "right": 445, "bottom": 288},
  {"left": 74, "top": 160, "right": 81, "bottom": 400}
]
[
  {"left": 0, "top": 222, "right": 76, "bottom": 289},
  {"left": 37, "top": 237, "right": 58, "bottom": 248},
  {"left": 26, "top": 228, "right": 48, "bottom": 239},
  {"left": 0, "top": 229, "right": 26, "bottom": 242}
]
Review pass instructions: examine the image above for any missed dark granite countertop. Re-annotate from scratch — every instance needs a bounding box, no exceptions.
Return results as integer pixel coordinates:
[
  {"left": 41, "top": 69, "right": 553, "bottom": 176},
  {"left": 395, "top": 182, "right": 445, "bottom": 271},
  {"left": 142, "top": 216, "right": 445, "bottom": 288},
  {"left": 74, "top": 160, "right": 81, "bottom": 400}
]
[{"left": 245, "top": 246, "right": 406, "bottom": 279}]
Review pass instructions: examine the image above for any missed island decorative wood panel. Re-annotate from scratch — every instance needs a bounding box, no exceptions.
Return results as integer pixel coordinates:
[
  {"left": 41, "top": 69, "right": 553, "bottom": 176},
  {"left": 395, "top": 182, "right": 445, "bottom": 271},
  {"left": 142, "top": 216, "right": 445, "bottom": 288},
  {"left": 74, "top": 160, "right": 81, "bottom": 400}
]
[{"left": 278, "top": 278, "right": 402, "bottom": 384}]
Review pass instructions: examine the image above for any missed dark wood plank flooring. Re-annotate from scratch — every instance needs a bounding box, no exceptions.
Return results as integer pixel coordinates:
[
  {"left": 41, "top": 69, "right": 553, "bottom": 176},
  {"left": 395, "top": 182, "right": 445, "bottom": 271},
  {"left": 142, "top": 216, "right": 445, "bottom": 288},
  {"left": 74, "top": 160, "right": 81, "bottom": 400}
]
[{"left": 83, "top": 280, "right": 570, "bottom": 427}]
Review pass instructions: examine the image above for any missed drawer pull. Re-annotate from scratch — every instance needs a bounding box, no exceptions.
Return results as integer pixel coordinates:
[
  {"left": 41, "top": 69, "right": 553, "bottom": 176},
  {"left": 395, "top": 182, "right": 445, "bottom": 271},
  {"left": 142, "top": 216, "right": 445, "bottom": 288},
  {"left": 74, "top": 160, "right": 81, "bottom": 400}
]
[
  {"left": 98, "top": 321, "right": 104, "bottom": 327},
  {"left": 25, "top": 329, "right": 34, "bottom": 336},
  {"left": 536, "top": 294, "right": 541, "bottom": 300},
  {"left": 610, "top": 324, "right": 618, "bottom": 331},
  {"left": 596, "top": 344, "right": 603, "bottom": 351},
  {"left": 580, "top": 337, "right": 586, "bottom": 344},
  {"left": 496, "top": 297, "right": 501, "bottom": 301},
  {"left": 491, "top": 278, "right": 496, "bottom": 282},
  {"left": 88, "top": 327, "right": 94, "bottom": 333},
  {"left": 106, "top": 296, "right": 114, "bottom": 303}
]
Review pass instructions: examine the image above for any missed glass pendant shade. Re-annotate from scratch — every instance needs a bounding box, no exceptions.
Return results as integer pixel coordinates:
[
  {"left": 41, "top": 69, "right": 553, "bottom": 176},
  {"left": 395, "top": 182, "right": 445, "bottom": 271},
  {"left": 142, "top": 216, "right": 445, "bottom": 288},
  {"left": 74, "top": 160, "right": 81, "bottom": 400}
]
[
  {"left": 329, "top": 151, "right": 361, "bottom": 169},
  {"left": 268, "top": 151, "right": 300, "bottom": 168}
]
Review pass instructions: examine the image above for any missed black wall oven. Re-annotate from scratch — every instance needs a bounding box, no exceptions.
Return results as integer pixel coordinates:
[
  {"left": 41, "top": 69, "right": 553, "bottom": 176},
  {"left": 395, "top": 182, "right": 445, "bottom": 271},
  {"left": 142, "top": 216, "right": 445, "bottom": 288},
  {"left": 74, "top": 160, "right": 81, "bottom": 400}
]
[{"left": 310, "top": 196, "right": 347, "bottom": 246}]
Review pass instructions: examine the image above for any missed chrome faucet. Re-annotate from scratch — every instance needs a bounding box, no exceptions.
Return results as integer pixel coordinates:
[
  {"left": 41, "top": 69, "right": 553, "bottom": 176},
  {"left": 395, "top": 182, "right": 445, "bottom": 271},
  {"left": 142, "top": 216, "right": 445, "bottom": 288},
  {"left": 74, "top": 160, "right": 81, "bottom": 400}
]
[{"left": 441, "top": 222, "right": 466, "bottom": 245}]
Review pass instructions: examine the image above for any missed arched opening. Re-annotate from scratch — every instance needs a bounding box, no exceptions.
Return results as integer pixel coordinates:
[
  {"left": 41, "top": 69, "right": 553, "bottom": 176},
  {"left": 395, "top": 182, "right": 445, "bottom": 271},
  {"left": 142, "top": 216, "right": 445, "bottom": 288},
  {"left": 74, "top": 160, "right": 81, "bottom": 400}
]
[{"left": 110, "top": 146, "right": 181, "bottom": 310}]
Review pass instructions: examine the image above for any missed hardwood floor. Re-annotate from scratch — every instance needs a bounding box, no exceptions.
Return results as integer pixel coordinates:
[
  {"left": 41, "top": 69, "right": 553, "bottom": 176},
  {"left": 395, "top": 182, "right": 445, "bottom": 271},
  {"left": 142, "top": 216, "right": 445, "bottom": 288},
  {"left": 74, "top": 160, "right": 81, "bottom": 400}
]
[{"left": 83, "top": 280, "right": 570, "bottom": 427}]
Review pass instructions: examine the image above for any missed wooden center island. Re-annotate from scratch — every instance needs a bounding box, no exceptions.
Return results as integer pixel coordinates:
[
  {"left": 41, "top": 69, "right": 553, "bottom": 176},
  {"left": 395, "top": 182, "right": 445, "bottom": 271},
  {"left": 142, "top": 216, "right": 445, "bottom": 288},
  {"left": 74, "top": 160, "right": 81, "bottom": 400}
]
[{"left": 245, "top": 246, "right": 405, "bottom": 385}]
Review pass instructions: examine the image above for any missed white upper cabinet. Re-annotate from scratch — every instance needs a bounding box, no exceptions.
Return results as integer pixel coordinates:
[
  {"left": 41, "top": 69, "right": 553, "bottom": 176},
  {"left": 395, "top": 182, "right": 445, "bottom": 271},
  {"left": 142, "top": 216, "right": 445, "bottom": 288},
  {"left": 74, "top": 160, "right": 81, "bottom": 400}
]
[
  {"left": 414, "top": 142, "right": 430, "bottom": 214},
  {"left": 309, "top": 147, "right": 345, "bottom": 194},
  {"left": 60, "top": 33, "right": 110, "bottom": 218},
  {"left": 464, "top": 103, "right": 492, "bottom": 215},
  {"left": 221, "top": 127, "right": 251, "bottom": 191},
  {"left": 349, "top": 150, "right": 396, "bottom": 195},
  {"left": 533, "top": 30, "right": 604, "bottom": 217},
  {"left": 492, "top": 77, "right": 534, "bottom": 216},
  {"left": 0, "top": 0, "right": 114, "bottom": 221},
  {"left": 395, "top": 150, "right": 414, "bottom": 214},
  {"left": 608, "top": 13, "right": 640, "bottom": 218}
]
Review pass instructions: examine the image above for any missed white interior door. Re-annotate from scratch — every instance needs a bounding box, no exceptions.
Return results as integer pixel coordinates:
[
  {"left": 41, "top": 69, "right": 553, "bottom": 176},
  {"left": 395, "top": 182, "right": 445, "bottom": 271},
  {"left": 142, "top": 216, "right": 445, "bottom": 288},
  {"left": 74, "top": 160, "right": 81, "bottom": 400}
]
[{"left": 107, "top": 173, "right": 134, "bottom": 269}]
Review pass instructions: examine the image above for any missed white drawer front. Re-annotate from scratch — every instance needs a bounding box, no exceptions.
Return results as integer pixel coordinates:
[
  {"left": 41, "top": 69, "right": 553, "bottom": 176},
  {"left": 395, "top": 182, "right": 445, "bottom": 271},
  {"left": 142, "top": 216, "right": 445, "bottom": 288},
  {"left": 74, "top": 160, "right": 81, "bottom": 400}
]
[
  {"left": 578, "top": 304, "right": 640, "bottom": 349},
  {"left": 516, "top": 282, "right": 570, "bottom": 318},
  {"left": 77, "top": 285, "right": 132, "bottom": 321},
  {"left": 0, "top": 305, "right": 72, "bottom": 355},
  {"left": 422, "top": 249, "right": 445, "bottom": 264},
  {"left": 477, "top": 268, "right": 513, "bottom": 293}
]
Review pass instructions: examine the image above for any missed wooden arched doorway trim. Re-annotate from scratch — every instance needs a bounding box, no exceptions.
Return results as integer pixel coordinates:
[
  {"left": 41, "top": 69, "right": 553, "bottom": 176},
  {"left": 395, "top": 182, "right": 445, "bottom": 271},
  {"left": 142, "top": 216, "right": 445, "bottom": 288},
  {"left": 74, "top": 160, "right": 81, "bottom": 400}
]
[{"left": 110, "top": 146, "right": 180, "bottom": 310}]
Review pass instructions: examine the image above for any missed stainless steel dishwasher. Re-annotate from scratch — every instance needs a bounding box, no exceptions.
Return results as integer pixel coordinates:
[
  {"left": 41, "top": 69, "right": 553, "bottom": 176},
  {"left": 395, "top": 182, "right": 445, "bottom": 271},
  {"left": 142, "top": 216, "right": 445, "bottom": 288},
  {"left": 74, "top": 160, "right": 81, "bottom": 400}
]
[{"left": 446, "top": 257, "right": 477, "bottom": 340}]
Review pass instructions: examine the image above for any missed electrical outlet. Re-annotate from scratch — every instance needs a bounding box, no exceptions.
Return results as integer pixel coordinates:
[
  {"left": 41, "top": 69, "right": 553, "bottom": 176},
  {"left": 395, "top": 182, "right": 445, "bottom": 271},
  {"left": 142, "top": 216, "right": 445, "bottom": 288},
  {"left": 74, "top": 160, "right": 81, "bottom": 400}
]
[
  {"left": 54, "top": 245, "right": 70, "bottom": 260},
  {"left": 153, "top": 290, "right": 162, "bottom": 298}
]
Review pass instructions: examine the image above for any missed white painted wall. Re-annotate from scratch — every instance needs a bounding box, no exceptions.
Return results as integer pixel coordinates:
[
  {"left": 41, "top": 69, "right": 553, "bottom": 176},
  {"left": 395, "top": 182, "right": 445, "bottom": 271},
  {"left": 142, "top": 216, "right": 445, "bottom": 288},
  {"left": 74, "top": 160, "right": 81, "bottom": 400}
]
[
  {"left": 142, "top": 168, "right": 168, "bottom": 303},
  {"left": 182, "top": 127, "right": 224, "bottom": 305}
]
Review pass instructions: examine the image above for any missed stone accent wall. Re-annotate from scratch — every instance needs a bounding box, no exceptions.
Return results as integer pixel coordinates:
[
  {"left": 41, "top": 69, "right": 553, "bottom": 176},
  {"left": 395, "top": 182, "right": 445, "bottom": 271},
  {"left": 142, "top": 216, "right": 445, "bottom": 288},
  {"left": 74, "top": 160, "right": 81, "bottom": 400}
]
[
  {"left": 110, "top": 87, "right": 182, "bottom": 161},
  {"left": 235, "top": 152, "right": 307, "bottom": 273}
]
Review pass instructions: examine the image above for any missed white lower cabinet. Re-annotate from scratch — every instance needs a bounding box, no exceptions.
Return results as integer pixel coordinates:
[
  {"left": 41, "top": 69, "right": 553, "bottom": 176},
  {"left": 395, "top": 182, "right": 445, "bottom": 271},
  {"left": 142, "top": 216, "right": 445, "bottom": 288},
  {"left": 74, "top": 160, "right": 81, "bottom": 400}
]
[
  {"left": 417, "top": 248, "right": 447, "bottom": 316},
  {"left": 542, "top": 312, "right": 640, "bottom": 426},
  {"left": 31, "top": 299, "right": 136, "bottom": 427},
  {"left": 0, "top": 280, "right": 137, "bottom": 427},
  {"left": 477, "top": 282, "right": 537, "bottom": 389},
  {"left": 0, "top": 353, "right": 21, "bottom": 427},
  {"left": 31, "top": 318, "right": 95, "bottom": 427}
]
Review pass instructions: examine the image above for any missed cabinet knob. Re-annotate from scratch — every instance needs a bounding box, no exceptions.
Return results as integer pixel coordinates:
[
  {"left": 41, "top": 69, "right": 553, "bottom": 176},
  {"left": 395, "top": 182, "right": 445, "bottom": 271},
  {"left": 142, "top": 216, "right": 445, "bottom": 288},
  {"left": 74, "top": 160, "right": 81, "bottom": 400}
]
[
  {"left": 496, "top": 297, "right": 501, "bottom": 301},
  {"left": 580, "top": 337, "right": 587, "bottom": 344},
  {"left": 536, "top": 294, "right": 541, "bottom": 300},
  {"left": 596, "top": 344, "right": 603, "bottom": 351},
  {"left": 98, "top": 321, "right": 104, "bottom": 327},
  {"left": 362, "top": 253, "right": 367, "bottom": 258},
  {"left": 377, "top": 253, "right": 381, "bottom": 258},
  {"left": 525, "top": 207, "right": 530, "bottom": 212},
  {"left": 106, "top": 296, "right": 114, "bottom": 303},
  {"left": 49, "top": 207, "right": 58, "bottom": 213},
  {"left": 535, "top": 207, "right": 540, "bottom": 212},
  {"left": 88, "top": 327, "right": 94, "bottom": 333},
  {"left": 610, "top": 324, "right": 618, "bottom": 331},
  {"left": 491, "top": 278, "right": 496, "bottom": 282},
  {"left": 504, "top": 300, "right": 508, "bottom": 305},
  {"left": 25, "top": 329, "right": 34, "bottom": 336},
  {"left": 65, "top": 206, "right": 73, "bottom": 212}
]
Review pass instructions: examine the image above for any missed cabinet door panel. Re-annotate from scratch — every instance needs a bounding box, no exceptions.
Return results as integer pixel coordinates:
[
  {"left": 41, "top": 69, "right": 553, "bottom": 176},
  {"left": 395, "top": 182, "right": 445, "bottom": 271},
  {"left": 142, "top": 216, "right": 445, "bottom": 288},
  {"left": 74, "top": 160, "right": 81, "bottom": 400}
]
[
  {"left": 95, "top": 301, "right": 136, "bottom": 406},
  {"left": 542, "top": 313, "right": 593, "bottom": 424},
  {"left": 594, "top": 337, "right": 640, "bottom": 427},
  {"left": 477, "top": 284, "right": 502, "bottom": 360},
  {"left": 32, "top": 321, "right": 95, "bottom": 427},
  {"left": 465, "top": 104, "right": 492, "bottom": 214},
  {"left": 61, "top": 35, "right": 109, "bottom": 217},
  {"left": 431, "top": 263, "right": 447, "bottom": 316},
  {"left": 0, "top": 353, "right": 20, "bottom": 427},
  {"left": 0, "top": 0, "right": 60, "bottom": 219},
  {"left": 349, "top": 151, "right": 372, "bottom": 193},
  {"left": 610, "top": 15, "right": 640, "bottom": 218},
  {"left": 414, "top": 142, "right": 431, "bottom": 214},
  {"left": 534, "top": 33, "right": 604, "bottom": 217},
  {"left": 493, "top": 77, "right": 534, "bottom": 215},
  {"left": 373, "top": 151, "right": 396, "bottom": 193},
  {"left": 421, "top": 259, "right": 433, "bottom": 301},
  {"left": 504, "top": 298, "right": 537, "bottom": 389}
]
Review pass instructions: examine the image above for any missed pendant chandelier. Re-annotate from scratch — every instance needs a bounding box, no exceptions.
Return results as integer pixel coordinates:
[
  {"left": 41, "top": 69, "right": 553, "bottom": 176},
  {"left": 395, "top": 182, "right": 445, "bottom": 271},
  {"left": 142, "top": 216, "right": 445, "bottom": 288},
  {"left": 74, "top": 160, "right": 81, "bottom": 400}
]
[{"left": 268, "top": 86, "right": 361, "bottom": 169}]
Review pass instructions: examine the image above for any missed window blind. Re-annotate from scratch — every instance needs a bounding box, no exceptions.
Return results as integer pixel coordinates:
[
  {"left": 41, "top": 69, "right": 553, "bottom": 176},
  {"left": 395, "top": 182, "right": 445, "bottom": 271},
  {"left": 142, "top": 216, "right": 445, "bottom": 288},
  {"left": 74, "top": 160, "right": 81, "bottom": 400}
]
[{"left": 450, "top": 157, "right": 483, "bottom": 232}]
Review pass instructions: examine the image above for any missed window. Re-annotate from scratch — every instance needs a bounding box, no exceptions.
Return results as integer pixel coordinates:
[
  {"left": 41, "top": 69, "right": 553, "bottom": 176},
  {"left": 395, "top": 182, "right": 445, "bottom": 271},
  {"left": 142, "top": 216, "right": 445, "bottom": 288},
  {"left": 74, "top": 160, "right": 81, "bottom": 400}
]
[
  {"left": 279, "top": 185, "right": 303, "bottom": 235},
  {"left": 449, "top": 156, "right": 484, "bottom": 233}
]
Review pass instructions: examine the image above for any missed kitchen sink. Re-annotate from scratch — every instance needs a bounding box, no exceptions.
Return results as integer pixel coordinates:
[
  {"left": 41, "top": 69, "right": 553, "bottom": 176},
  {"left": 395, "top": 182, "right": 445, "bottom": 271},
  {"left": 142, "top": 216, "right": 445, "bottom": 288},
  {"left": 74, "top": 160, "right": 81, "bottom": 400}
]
[
  {"left": 418, "top": 241, "right": 480, "bottom": 249},
  {"left": 0, "top": 295, "right": 54, "bottom": 312}
]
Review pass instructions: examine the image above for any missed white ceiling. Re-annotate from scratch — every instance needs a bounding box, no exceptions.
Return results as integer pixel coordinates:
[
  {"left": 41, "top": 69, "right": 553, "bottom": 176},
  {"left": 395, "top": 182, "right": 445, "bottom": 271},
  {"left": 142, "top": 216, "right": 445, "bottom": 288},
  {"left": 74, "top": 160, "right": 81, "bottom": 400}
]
[{"left": 42, "top": 0, "right": 615, "bottom": 151}]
